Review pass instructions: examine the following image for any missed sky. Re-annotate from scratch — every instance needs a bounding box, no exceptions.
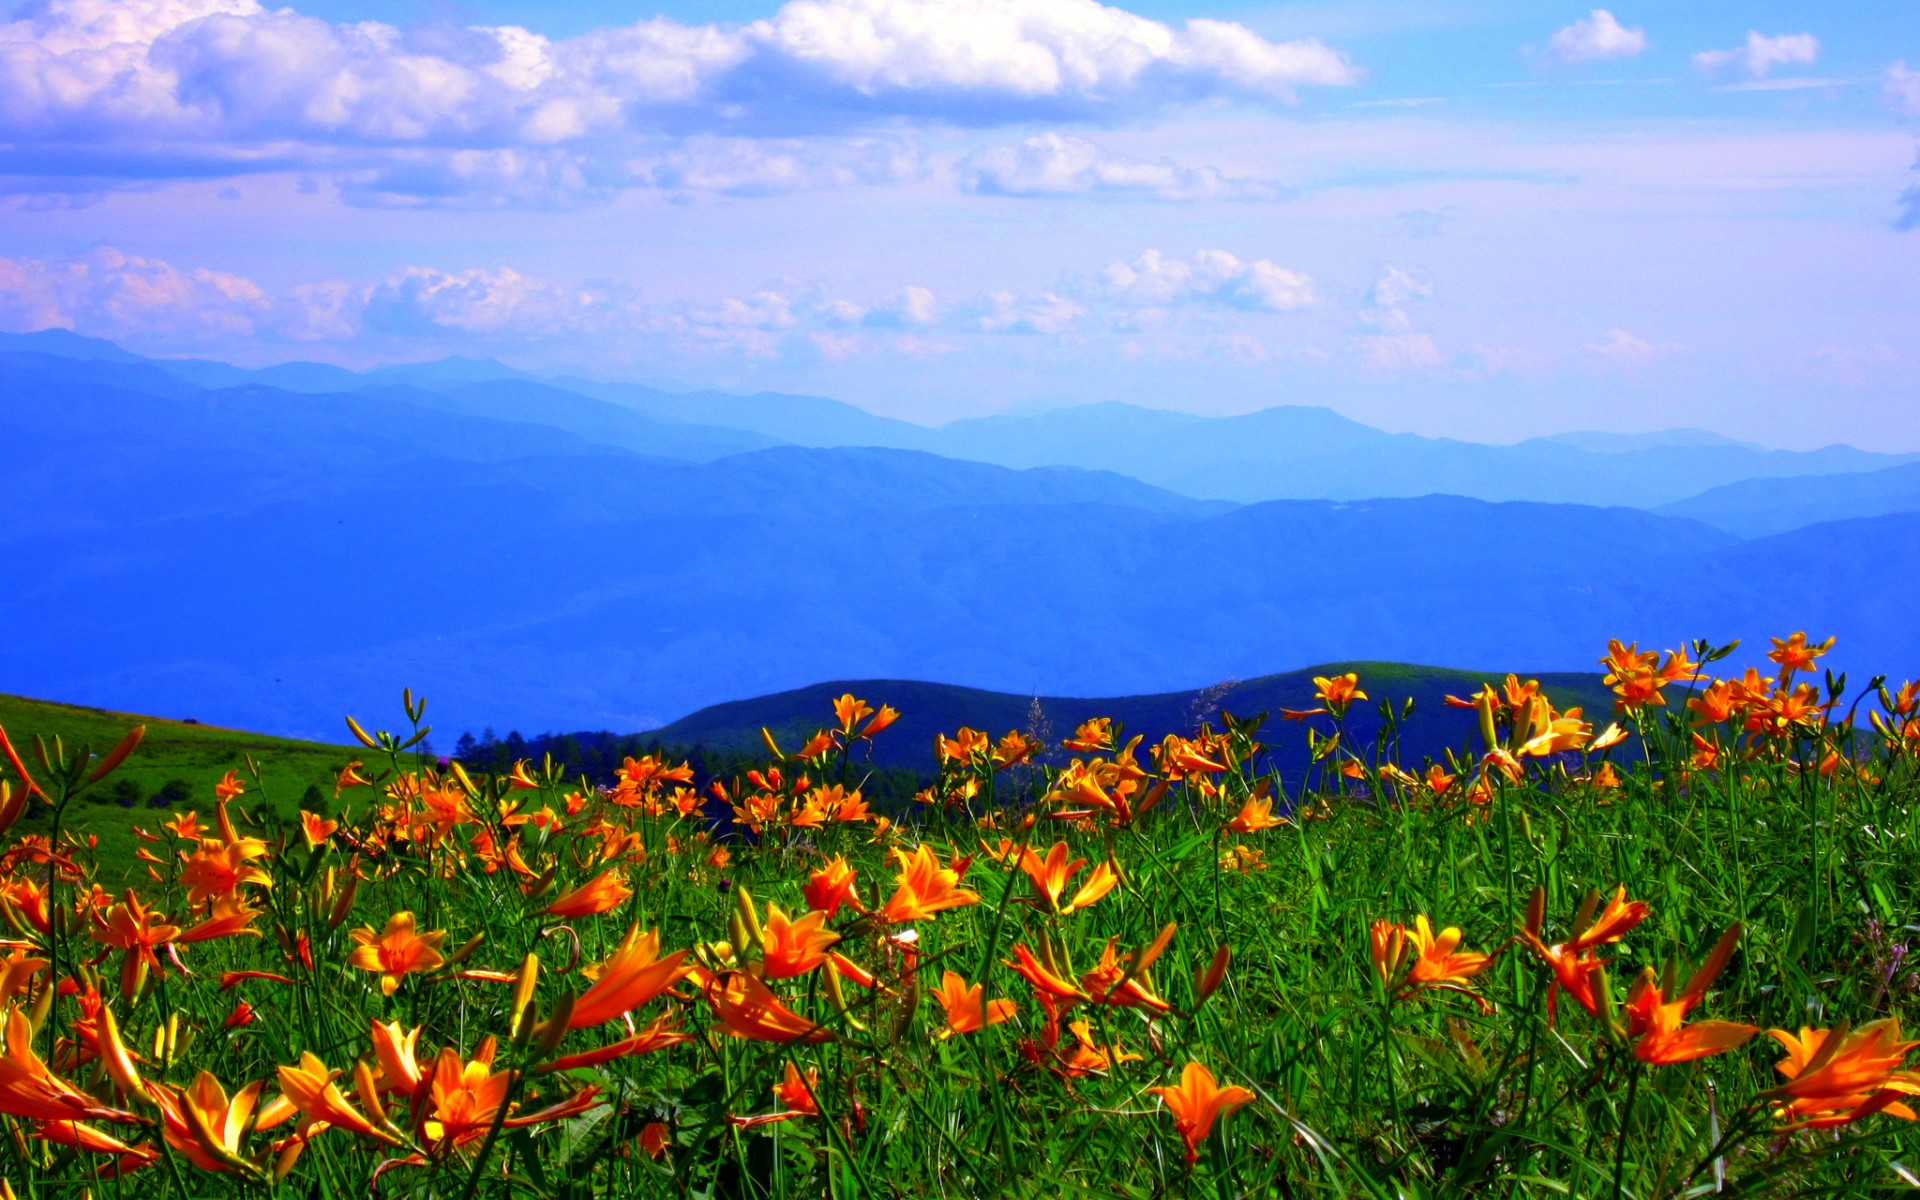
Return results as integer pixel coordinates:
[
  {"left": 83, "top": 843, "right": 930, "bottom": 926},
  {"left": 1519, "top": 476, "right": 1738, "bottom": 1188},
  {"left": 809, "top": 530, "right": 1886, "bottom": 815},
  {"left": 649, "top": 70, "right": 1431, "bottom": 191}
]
[{"left": 0, "top": 0, "right": 1915, "bottom": 447}]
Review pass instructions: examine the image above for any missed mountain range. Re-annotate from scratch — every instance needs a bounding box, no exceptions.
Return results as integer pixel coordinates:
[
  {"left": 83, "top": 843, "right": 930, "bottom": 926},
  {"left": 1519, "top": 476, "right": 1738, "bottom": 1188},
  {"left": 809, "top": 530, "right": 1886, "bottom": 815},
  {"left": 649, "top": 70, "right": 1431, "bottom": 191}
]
[{"left": 4, "top": 329, "right": 1919, "bottom": 740}]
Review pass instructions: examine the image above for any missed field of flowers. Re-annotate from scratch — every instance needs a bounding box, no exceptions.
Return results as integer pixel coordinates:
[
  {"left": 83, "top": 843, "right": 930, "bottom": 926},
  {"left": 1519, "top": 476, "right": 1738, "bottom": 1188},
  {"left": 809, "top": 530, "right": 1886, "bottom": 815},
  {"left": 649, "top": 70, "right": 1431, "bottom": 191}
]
[{"left": 4, "top": 632, "right": 1920, "bottom": 1196}]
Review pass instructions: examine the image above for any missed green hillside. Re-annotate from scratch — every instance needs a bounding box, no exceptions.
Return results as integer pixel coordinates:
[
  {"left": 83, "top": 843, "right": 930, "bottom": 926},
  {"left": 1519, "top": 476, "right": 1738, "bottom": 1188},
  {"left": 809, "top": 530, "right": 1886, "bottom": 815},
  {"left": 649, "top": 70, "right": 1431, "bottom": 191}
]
[{"left": 0, "top": 691, "right": 352, "bottom": 880}]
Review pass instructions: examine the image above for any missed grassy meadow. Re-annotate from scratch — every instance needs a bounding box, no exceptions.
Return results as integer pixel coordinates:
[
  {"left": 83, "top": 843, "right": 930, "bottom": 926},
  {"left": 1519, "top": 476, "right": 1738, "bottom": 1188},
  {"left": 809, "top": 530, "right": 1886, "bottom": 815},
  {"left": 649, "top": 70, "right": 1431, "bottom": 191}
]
[{"left": 3, "top": 635, "right": 1920, "bottom": 1196}]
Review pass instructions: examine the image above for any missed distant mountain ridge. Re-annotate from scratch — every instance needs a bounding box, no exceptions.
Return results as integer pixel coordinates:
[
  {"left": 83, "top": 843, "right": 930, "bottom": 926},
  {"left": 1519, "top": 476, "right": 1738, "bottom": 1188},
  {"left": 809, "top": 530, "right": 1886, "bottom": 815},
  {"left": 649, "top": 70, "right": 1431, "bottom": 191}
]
[
  {"left": 7, "top": 328, "right": 1908, "bottom": 513},
  {"left": 6, "top": 328, "right": 1920, "bottom": 741}
]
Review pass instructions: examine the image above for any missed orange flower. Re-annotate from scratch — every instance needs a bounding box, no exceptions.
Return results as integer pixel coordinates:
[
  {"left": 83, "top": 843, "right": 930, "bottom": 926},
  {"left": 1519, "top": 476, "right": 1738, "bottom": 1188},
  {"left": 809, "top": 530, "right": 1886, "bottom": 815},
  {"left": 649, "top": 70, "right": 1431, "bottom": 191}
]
[
  {"left": 833, "top": 693, "right": 874, "bottom": 734},
  {"left": 1149, "top": 1062, "right": 1256, "bottom": 1166},
  {"left": 148, "top": 1070, "right": 266, "bottom": 1178},
  {"left": 1769, "top": 631, "right": 1834, "bottom": 677},
  {"left": 1520, "top": 886, "right": 1649, "bottom": 1022},
  {"left": 759, "top": 904, "right": 839, "bottom": 979},
  {"left": 1621, "top": 925, "right": 1757, "bottom": 1066},
  {"left": 370, "top": 1020, "right": 425, "bottom": 1094},
  {"left": 1371, "top": 915, "right": 1493, "bottom": 1001},
  {"left": 568, "top": 925, "right": 689, "bottom": 1029},
  {"left": 992, "top": 730, "right": 1035, "bottom": 768},
  {"left": 639, "top": 1120, "right": 671, "bottom": 1159},
  {"left": 300, "top": 811, "right": 338, "bottom": 849},
  {"left": 1063, "top": 718, "right": 1114, "bottom": 752},
  {"left": 541, "top": 869, "right": 633, "bottom": 918},
  {"left": 769, "top": 1061, "right": 821, "bottom": 1115},
  {"left": 335, "top": 761, "right": 372, "bottom": 795},
  {"left": 1313, "top": 674, "right": 1367, "bottom": 716},
  {"left": 936, "top": 727, "right": 988, "bottom": 764},
  {"left": 540, "top": 1013, "right": 692, "bottom": 1073},
  {"left": 802, "top": 856, "right": 863, "bottom": 917},
  {"left": 274, "top": 1052, "right": 401, "bottom": 1144},
  {"left": 932, "top": 971, "right": 1016, "bottom": 1038},
  {"left": 1766, "top": 1019, "right": 1920, "bottom": 1130},
  {"left": 1019, "top": 842, "right": 1119, "bottom": 914},
  {"left": 214, "top": 770, "right": 246, "bottom": 801},
  {"left": 346, "top": 912, "right": 447, "bottom": 997},
  {"left": 730, "top": 1062, "right": 822, "bottom": 1129},
  {"left": 877, "top": 844, "right": 980, "bottom": 923},
  {"left": 178, "top": 836, "right": 272, "bottom": 905},
  {"left": 0, "top": 1005, "right": 139, "bottom": 1124},
  {"left": 1226, "top": 796, "right": 1283, "bottom": 834},
  {"left": 424, "top": 1045, "right": 513, "bottom": 1149},
  {"left": 704, "top": 972, "right": 832, "bottom": 1043},
  {"left": 1081, "top": 924, "right": 1175, "bottom": 1013}
]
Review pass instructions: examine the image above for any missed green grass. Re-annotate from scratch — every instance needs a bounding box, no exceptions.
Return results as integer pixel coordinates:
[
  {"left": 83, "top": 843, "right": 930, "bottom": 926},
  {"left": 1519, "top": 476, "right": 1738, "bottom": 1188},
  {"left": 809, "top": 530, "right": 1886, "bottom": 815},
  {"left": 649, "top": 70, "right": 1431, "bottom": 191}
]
[
  {"left": 4, "top": 663, "right": 1920, "bottom": 1197},
  {"left": 0, "top": 691, "right": 349, "bottom": 880}
]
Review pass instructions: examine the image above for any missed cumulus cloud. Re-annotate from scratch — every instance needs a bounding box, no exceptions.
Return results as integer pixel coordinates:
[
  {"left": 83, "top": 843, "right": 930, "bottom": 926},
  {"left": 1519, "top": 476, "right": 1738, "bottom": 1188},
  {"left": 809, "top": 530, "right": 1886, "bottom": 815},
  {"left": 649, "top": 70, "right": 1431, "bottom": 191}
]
[
  {"left": 1585, "top": 328, "right": 1656, "bottom": 366},
  {"left": 0, "top": 0, "right": 1358, "bottom": 198},
  {"left": 975, "top": 290, "right": 1082, "bottom": 334},
  {"left": 956, "top": 132, "right": 1283, "bottom": 200},
  {"left": 633, "top": 136, "right": 928, "bottom": 197},
  {"left": 1888, "top": 62, "right": 1920, "bottom": 118},
  {"left": 1100, "top": 249, "right": 1315, "bottom": 312},
  {"left": 1692, "top": 31, "right": 1818, "bottom": 79},
  {"left": 1547, "top": 10, "right": 1647, "bottom": 64},
  {"left": 0, "top": 245, "right": 333, "bottom": 345},
  {"left": 1350, "top": 266, "right": 1440, "bottom": 370}
]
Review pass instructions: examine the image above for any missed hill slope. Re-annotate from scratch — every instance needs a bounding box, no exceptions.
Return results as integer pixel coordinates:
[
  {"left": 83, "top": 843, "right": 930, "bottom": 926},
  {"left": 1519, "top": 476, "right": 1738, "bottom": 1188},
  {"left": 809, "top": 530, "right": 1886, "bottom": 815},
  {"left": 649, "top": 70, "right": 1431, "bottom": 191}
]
[{"left": 649, "top": 663, "right": 1617, "bottom": 780}]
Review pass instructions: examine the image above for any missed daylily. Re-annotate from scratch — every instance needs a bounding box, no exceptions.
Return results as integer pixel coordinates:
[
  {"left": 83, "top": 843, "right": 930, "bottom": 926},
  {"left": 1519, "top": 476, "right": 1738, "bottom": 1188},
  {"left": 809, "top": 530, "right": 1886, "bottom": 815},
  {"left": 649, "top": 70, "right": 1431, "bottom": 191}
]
[
  {"left": 877, "top": 845, "right": 980, "bottom": 923},
  {"left": 705, "top": 971, "right": 832, "bottom": 1043},
  {"left": 802, "top": 857, "right": 863, "bottom": 917},
  {"left": 1371, "top": 915, "right": 1492, "bottom": 1003},
  {"left": 1149, "top": 1061, "right": 1256, "bottom": 1166},
  {"left": 931, "top": 971, "right": 1016, "bottom": 1039},
  {"left": 1620, "top": 925, "right": 1757, "bottom": 1066},
  {"left": 1019, "top": 842, "right": 1119, "bottom": 914},
  {"left": 346, "top": 911, "right": 447, "bottom": 997},
  {"left": 0, "top": 1005, "right": 140, "bottom": 1124},
  {"left": 1313, "top": 674, "right": 1367, "bottom": 716},
  {"left": 1225, "top": 797, "right": 1283, "bottom": 834},
  {"left": 1766, "top": 1019, "right": 1920, "bottom": 1130},
  {"left": 759, "top": 904, "right": 839, "bottom": 979},
  {"left": 541, "top": 869, "right": 633, "bottom": 918},
  {"left": 274, "top": 1052, "right": 401, "bottom": 1145},
  {"left": 568, "top": 925, "right": 689, "bottom": 1029},
  {"left": 148, "top": 1071, "right": 267, "bottom": 1178}
]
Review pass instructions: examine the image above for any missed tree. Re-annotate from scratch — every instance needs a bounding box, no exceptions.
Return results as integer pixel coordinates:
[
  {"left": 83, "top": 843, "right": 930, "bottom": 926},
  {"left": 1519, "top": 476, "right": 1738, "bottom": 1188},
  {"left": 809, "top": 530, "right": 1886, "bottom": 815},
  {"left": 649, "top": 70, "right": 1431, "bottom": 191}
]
[{"left": 150, "top": 778, "right": 193, "bottom": 810}]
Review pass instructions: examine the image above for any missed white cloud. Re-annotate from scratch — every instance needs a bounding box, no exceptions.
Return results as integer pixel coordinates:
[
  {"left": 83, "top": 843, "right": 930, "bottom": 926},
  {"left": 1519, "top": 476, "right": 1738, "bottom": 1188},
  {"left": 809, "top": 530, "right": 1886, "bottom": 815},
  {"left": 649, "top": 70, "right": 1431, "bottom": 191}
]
[
  {"left": 1547, "top": 10, "right": 1647, "bottom": 64},
  {"left": 634, "top": 136, "right": 928, "bottom": 197},
  {"left": 0, "top": 0, "right": 1358, "bottom": 200},
  {"left": 956, "top": 132, "right": 1283, "bottom": 200},
  {"left": 1586, "top": 328, "right": 1655, "bottom": 366},
  {"left": 1100, "top": 249, "right": 1315, "bottom": 312},
  {"left": 1692, "top": 31, "right": 1818, "bottom": 79},
  {"left": 1888, "top": 62, "right": 1920, "bottom": 118},
  {"left": 0, "top": 245, "right": 335, "bottom": 344},
  {"left": 1350, "top": 266, "right": 1439, "bottom": 369},
  {"left": 976, "top": 290, "right": 1081, "bottom": 334}
]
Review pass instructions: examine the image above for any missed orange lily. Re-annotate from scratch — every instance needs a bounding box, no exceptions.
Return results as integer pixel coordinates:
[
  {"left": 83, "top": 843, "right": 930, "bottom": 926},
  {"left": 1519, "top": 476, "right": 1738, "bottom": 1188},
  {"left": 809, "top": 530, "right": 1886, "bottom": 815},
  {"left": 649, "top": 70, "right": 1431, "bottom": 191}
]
[
  {"left": 274, "top": 1052, "right": 401, "bottom": 1144},
  {"left": 1371, "top": 915, "right": 1493, "bottom": 1002},
  {"left": 705, "top": 972, "right": 832, "bottom": 1043},
  {"left": 802, "top": 856, "right": 863, "bottom": 917},
  {"left": 877, "top": 844, "right": 980, "bottom": 923},
  {"left": 0, "top": 1005, "right": 140, "bottom": 1124},
  {"left": 932, "top": 971, "right": 1016, "bottom": 1038},
  {"left": 1019, "top": 842, "right": 1119, "bottom": 914},
  {"left": 1620, "top": 925, "right": 1757, "bottom": 1066},
  {"left": 541, "top": 868, "right": 633, "bottom": 918},
  {"left": 759, "top": 904, "right": 839, "bottom": 979},
  {"left": 1149, "top": 1061, "right": 1256, "bottom": 1166},
  {"left": 346, "top": 911, "right": 447, "bottom": 997},
  {"left": 568, "top": 925, "right": 689, "bottom": 1029},
  {"left": 1226, "top": 797, "right": 1284, "bottom": 834},
  {"left": 1766, "top": 1019, "right": 1920, "bottom": 1130},
  {"left": 148, "top": 1071, "right": 267, "bottom": 1178}
]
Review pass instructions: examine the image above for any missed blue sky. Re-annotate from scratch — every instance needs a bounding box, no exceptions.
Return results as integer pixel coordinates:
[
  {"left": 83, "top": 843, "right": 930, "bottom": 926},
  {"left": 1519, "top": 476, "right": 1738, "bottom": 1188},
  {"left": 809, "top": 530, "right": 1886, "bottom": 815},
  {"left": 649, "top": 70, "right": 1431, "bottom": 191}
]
[{"left": 0, "top": 0, "right": 1914, "bottom": 447}]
